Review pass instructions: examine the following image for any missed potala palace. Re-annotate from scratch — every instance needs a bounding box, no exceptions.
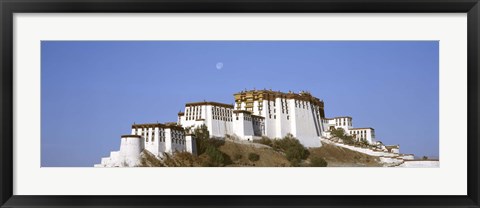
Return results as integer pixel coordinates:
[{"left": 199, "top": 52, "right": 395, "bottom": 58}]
[{"left": 95, "top": 89, "right": 408, "bottom": 167}]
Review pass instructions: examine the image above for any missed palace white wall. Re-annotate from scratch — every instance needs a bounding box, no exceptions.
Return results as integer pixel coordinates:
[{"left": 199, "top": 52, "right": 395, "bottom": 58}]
[
  {"left": 235, "top": 98, "right": 322, "bottom": 147},
  {"left": 119, "top": 136, "right": 144, "bottom": 166},
  {"left": 275, "top": 97, "right": 291, "bottom": 138},
  {"left": 144, "top": 127, "right": 156, "bottom": 155},
  {"left": 131, "top": 126, "right": 167, "bottom": 157},
  {"left": 232, "top": 112, "right": 245, "bottom": 138},
  {"left": 96, "top": 123, "right": 195, "bottom": 167},
  {"left": 180, "top": 104, "right": 234, "bottom": 138},
  {"left": 349, "top": 128, "right": 375, "bottom": 144},
  {"left": 232, "top": 112, "right": 255, "bottom": 140},
  {"left": 289, "top": 100, "right": 322, "bottom": 147},
  {"left": 206, "top": 105, "right": 234, "bottom": 138},
  {"left": 181, "top": 105, "right": 207, "bottom": 131},
  {"left": 169, "top": 128, "right": 186, "bottom": 153},
  {"left": 185, "top": 135, "right": 197, "bottom": 155},
  {"left": 263, "top": 100, "right": 277, "bottom": 138},
  {"left": 252, "top": 116, "right": 265, "bottom": 136},
  {"left": 390, "top": 147, "right": 400, "bottom": 154},
  {"left": 334, "top": 117, "right": 352, "bottom": 133},
  {"left": 181, "top": 118, "right": 206, "bottom": 131},
  {"left": 164, "top": 128, "right": 173, "bottom": 153}
]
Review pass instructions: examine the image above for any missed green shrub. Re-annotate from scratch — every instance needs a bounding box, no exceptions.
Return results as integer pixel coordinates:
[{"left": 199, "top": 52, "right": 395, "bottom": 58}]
[
  {"left": 310, "top": 156, "right": 328, "bottom": 167},
  {"left": 272, "top": 134, "right": 309, "bottom": 166},
  {"left": 330, "top": 128, "right": 354, "bottom": 144},
  {"left": 194, "top": 124, "right": 225, "bottom": 155},
  {"left": 194, "top": 124, "right": 210, "bottom": 155},
  {"left": 248, "top": 153, "right": 260, "bottom": 162},
  {"left": 205, "top": 146, "right": 225, "bottom": 166},
  {"left": 254, "top": 136, "right": 273, "bottom": 147},
  {"left": 285, "top": 147, "right": 309, "bottom": 163}
]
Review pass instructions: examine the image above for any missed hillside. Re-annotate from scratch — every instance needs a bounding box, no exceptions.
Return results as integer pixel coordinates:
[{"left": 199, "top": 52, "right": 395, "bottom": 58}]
[
  {"left": 309, "top": 142, "right": 382, "bottom": 167},
  {"left": 139, "top": 139, "right": 383, "bottom": 167}
]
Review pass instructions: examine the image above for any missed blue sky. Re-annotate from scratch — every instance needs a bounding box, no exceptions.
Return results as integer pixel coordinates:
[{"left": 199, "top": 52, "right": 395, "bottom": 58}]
[{"left": 41, "top": 41, "right": 439, "bottom": 167}]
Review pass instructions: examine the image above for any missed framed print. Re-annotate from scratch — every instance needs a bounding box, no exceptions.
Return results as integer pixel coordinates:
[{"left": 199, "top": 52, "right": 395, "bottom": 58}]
[{"left": 1, "top": 0, "right": 479, "bottom": 207}]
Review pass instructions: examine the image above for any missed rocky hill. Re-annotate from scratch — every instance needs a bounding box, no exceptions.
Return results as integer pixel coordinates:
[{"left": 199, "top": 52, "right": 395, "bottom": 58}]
[{"left": 139, "top": 138, "right": 382, "bottom": 167}]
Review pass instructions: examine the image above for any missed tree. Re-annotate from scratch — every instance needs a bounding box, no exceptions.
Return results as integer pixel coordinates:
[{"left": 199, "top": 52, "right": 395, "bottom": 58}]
[
  {"left": 194, "top": 124, "right": 210, "bottom": 155},
  {"left": 330, "top": 128, "right": 354, "bottom": 144},
  {"left": 194, "top": 124, "right": 210, "bottom": 140},
  {"left": 331, "top": 128, "right": 346, "bottom": 138},
  {"left": 205, "top": 146, "right": 225, "bottom": 166},
  {"left": 272, "top": 134, "right": 309, "bottom": 166},
  {"left": 359, "top": 139, "right": 369, "bottom": 147}
]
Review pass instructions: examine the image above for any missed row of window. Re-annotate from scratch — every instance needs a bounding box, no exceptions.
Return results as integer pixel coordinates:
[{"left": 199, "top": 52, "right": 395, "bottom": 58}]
[
  {"left": 212, "top": 106, "right": 233, "bottom": 121},
  {"left": 213, "top": 116, "right": 232, "bottom": 121},
  {"left": 144, "top": 135, "right": 186, "bottom": 143},
  {"left": 294, "top": 100, "right": 310, "bottom": 110},
  {"left": 212, "top": 106, "right": 232, "bottom": 117},
  {"left": 136, "top": 129, "right": 184, "bottom": 142},
  {"left": 336, "top": 118, "right": 351, "bottom": 126},
  {"left": 186, "top": 116, "right": 200, "bottom": 120},
  {"left": 137, "top": 129, "right": 166, "bottom": 136},
  {"left": 186, "top": 106, "right": 202, "bottom": 120},
  {"left": 172, "top": 138, "right": 186, "bottom": 145},
  {"left": 349, "top": 130, "right": 368, "bottom": 140}
]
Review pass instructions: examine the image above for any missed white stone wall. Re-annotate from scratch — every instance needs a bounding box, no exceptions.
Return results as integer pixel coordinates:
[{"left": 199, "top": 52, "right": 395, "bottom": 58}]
[
  {"left": 119, "top": 135, "right": 144, "bottom": 166},
  {"left": 96, "top": 122, "right": 197, "bottom": 167},
  {"left": 232, "top": 112, "right": 245, "bottom": 138},
  {"left": 263, "top": 100, "right": 277, "bottom": 138},
  {"left": 178, "top": 114, "right": 185, "bottom": 125},
  {"left": 180, "top": 105, "right": 206, "bottom": 131},
  {"left": 289, "top": 99, "right": 322, "bottom": 147},
  {"left": 274, "top": 97, "right": 289, "bottom": 138},
  {"left": 399, "top": 154, "right": 415, "bottom": 160},
  {"left": 349, "top": 128, "right": 375, "bottom": 144},
  {"left": 185, "top": 135, "right": 197, "bottom": 155},
  {"left": 144, "top": 127, "right": 156, "bottom": 155},
  {"left": 234, "top": 98, "right": 322, "bottom": 147},
  {"left": 324, "top": 118, "right": 336, "bottom": 131},
  {"left": 252, "top": 116, "right": 265, "bottom": 136},
  {"left": 180, "top": 104, "right": 234, "bottom": 138},
  {"left": 333, "top": 117, "right": 352, "bottom": 133},
  {"left": 98, "top": 151, "right": 121, "bottom": 167},
  {"left": 390, "top": 147, "right": 400, "bottom": 154},
  {"left": 232, "top": 112, "right": 254, "bottom": 140},
  {"left": 243, "top": 113, "right": 254, "bottom": 139},
  {"left": 169, "top": 128, "right": 186, "bottom": 153},
  {"left": 207, "top": 105, "right": 234, "bottom": 138},
  {"left": 162, "top": 128, "right": 171, "bottom": 154},
  {"left": 131, "top": 126, "right": 168, "bottom": 156},
  {"left": 321, "top": 138, "right": 399, "bottom": 157}
]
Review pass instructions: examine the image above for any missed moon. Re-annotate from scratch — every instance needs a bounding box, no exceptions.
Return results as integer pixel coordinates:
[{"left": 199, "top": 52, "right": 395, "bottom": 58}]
[{"left": 216, "top": 62, "right": 223, "bottom": 70}]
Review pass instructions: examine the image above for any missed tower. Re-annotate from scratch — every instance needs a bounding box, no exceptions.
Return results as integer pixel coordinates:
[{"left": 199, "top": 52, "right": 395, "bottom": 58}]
[{"left": 119, "top": 135, "right": 145, "bottom": 167}]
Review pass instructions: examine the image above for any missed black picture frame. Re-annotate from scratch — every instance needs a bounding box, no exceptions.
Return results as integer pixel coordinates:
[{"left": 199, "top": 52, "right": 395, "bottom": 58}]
[{"left": 1, "top": 0, "right": 479, "bottom": 207}]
